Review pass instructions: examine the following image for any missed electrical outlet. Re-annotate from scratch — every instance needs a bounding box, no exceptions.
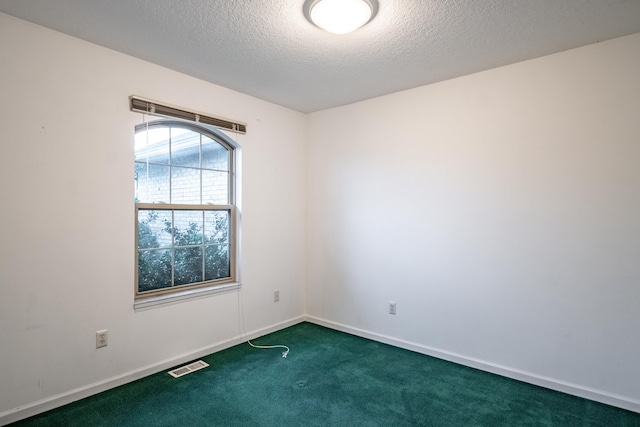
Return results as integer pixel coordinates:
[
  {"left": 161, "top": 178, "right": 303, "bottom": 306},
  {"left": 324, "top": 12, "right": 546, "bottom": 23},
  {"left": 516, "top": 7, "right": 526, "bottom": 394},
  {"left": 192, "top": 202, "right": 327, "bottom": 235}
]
[
  {"left": 389, "top": 301, "right": 396, "bottom": 315},
  {"left": 274, "top": 290, "right": 280, "bottom": 302},
  {"left": 96, "top": 330, "right": 108, "bottom": 348}
]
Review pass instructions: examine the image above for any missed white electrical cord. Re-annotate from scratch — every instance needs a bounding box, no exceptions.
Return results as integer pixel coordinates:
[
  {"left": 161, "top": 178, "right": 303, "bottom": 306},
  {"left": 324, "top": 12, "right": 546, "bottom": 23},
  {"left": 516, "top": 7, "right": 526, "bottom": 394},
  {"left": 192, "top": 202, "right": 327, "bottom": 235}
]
[
  {"left": 238, "top": 287, "right": 290, "bottom": 358},
  {"left": 247, "top": 340, "right": 290, "bottom": 358}
]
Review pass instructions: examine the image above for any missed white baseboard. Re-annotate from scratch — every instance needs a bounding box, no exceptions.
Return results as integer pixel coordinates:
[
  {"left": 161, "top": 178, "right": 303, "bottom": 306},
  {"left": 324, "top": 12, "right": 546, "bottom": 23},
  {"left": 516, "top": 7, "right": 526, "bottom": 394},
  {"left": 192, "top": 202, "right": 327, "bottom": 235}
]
[
  {"left": 304, "top": 315, "right": 640, "bottom": 414},
  {"left": 0, "top": 315, "right": 305, "bottom": 426}
]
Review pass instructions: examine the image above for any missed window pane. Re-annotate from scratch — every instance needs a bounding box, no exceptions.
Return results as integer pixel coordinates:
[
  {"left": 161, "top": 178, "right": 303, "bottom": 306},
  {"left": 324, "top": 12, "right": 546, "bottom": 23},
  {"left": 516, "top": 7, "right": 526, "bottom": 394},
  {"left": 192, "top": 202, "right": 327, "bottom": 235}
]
[
  {"left": 202, "top": 136, "right": 229, "bottom": 171},
  {"left": 135, "top": 163, "right": 170, "bottom": 203},
  {"left": 173, "top": 210, "right": 203, "bottom": 245},
  {"left": 171, "top": 128, "right": 200, "bottom": 168},
  {"left": 204, "top": 210, "right": 229, "bottom": 244},
  {"left": 138, "top": 249, "right": 172, "bottom": 292},
  {"left": 135, "top": 127, "right": 169, "bottom": 164},
  {"left": 171, "top": 167, "right": 200, "bottom": 204},
  {"left": 205, "top": 244, "right": 230, "bottom": 280},
  {"left": 174, "top": 247, "right": 203, "bottom": 286},
  {"left": 138, "top": 210, "right": 172, "bottom": 249},
  {"left": 202, "top": 170, "right": 229, "bottom": 204}
]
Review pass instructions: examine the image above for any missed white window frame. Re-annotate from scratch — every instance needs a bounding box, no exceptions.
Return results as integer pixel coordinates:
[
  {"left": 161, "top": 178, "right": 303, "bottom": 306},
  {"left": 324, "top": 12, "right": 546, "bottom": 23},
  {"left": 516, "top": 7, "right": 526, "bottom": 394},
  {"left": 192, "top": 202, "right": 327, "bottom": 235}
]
[{"left": 133, "top": 119, "right": 241, "bottom": 310}]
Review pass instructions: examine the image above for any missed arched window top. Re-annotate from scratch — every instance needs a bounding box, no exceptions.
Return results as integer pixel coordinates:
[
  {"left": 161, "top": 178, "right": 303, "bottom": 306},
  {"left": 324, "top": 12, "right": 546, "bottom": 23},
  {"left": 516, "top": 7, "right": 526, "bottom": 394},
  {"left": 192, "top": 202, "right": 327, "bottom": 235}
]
[
  {"left": 134, "top": 119, "right": 238, "bottom": 151},
  {"left": 134, "top": 120, "right": 236, "bottom": 205}
]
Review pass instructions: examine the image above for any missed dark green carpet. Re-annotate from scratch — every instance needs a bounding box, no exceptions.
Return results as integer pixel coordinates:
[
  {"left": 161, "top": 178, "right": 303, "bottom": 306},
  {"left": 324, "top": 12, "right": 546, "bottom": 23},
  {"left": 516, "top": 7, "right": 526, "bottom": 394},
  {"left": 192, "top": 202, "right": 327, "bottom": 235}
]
[{"left": 11, "top": 322, "right": 640, "bottom": 426}]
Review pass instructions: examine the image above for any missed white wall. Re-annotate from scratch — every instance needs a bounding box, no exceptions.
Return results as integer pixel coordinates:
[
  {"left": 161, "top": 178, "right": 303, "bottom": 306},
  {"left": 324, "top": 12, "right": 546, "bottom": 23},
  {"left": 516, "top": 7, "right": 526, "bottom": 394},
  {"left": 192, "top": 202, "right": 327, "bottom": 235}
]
[
  {"left": 0, "top": 13, "right": 307, "bottom": 421},
  {"left": 307, "top": 33, "right": 640, "bottom": 409}
]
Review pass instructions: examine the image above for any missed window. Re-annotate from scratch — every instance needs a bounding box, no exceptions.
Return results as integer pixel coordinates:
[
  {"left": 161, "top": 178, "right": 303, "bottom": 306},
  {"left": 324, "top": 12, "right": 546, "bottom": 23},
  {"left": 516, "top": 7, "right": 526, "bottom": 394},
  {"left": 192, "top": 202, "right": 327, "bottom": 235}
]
[{"left": 134, "top": 120, "right": 238, "bottom": 302}]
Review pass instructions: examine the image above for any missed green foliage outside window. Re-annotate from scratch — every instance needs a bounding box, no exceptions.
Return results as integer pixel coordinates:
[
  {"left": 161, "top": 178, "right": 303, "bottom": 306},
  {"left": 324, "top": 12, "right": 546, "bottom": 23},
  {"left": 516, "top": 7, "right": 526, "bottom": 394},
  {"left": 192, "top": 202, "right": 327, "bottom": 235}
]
[{"left": 137, "top": 210, "right": 230, "bottom": 293}]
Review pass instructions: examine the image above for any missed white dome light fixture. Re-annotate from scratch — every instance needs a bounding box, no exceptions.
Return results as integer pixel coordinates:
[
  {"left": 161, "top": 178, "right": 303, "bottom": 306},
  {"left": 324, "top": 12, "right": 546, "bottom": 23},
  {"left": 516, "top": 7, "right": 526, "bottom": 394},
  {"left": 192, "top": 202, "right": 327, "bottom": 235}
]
[{"left": 306, "top": 0, "right": 378, "bottom": 34}]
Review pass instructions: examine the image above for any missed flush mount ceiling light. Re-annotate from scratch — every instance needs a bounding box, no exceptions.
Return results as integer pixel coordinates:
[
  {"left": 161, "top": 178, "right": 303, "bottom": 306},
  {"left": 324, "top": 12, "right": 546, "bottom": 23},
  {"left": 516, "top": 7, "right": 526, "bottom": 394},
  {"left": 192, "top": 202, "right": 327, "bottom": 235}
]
[{"left": 305, "top": 0, "right": 378, "bottom": 34}]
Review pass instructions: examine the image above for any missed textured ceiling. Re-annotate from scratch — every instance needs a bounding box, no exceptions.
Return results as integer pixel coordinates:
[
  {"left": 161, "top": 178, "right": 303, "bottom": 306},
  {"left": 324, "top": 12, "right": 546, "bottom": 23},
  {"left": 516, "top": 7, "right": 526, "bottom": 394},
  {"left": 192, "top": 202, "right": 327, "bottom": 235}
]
[{"left": 1, "top": 0, "right": 640, "bottom": 113}]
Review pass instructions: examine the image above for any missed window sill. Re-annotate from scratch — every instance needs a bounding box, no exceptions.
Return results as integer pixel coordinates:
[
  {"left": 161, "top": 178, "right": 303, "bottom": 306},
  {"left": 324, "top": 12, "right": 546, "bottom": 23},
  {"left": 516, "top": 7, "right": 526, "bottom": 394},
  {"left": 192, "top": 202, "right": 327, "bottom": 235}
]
[{"left": 134, "top": 282, "right": 241, "bottom": 311}]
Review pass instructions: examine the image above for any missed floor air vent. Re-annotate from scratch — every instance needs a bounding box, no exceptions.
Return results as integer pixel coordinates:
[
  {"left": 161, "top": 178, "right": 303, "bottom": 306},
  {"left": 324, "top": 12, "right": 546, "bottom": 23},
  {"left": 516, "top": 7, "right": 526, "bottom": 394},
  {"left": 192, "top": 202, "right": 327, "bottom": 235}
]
[{"left": 168, "top": 360, "right": 209, "bottom": 378}]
